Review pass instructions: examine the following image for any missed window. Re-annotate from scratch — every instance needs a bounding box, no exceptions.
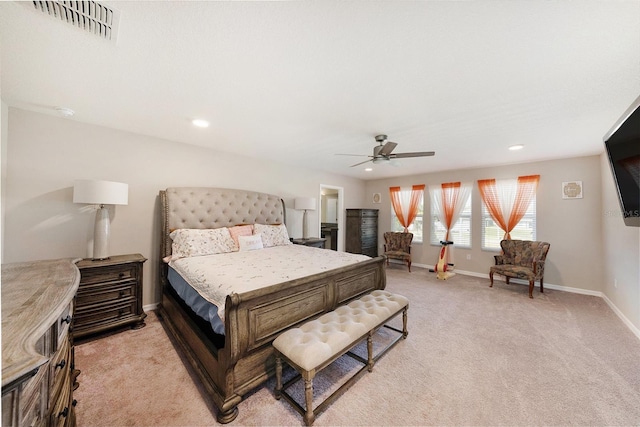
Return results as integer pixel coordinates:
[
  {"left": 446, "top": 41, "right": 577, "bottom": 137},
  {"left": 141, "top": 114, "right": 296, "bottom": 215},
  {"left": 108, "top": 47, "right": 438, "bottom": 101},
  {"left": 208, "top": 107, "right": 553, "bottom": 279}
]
[
  {"left": 481, "top": 178, "right": 537, "bottom": 250},
  {"left": 431, "top": 195, "right": 471, "bottom": 247},
  {"left": 390, "top": 187, "right": 424, "bottom": 243}
]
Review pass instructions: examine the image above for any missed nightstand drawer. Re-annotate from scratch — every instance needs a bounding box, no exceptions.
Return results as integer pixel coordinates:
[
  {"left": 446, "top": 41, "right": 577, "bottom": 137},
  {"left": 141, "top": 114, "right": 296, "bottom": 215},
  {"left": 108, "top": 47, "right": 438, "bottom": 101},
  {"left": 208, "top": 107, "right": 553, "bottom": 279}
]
[
  {"left": 79, "top": 264, "right": 137, "bottom": 285},
  {"left": 76, "top": 281, "right": 136, "bottom": 306},
  {"left": 74, "top": 300, "right": 138, "bottom": 331}
]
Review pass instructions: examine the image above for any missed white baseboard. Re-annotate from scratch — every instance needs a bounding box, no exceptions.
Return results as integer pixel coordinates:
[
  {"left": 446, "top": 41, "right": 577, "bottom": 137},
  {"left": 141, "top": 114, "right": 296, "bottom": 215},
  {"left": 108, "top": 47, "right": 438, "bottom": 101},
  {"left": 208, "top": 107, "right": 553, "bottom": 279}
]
[
  {"left": 600, "top": 294, "right": 640, "bottom": 340},
  {"left": 144, "top": 302, "right": 159, "bottom": 312},
  {"left": 404, "top": 263, "right": 640, "bottom": 341}
]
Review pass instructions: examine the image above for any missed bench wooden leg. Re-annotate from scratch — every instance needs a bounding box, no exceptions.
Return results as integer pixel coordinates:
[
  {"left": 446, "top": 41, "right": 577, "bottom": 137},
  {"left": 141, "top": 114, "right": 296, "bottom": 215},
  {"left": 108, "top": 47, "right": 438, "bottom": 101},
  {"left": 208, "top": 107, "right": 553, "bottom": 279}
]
[
  {"left": 275, "top": 355, "right": 283, "bottom": 400},
  {"left": 402, "top": 307, "right": 408, "bottom": 338},
  {"left": 303, "top": 376, "right": 315, "bottom": 426},
  {"left": 367, "top": 332, "right": 374, "bottom": 372}
]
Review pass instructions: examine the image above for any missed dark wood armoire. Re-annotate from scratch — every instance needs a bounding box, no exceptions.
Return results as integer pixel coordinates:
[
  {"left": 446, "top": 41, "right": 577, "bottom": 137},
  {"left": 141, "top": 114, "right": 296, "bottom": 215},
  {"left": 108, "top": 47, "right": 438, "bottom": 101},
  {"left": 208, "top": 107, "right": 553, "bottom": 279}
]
[{"left": 345, "top": 209, "right": 378, "bottom": 257}]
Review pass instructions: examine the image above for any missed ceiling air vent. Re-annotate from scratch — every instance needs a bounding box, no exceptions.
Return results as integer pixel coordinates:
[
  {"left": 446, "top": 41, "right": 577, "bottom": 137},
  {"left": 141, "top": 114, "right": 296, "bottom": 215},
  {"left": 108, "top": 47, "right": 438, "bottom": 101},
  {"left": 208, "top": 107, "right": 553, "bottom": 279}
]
[{"left": 29, "top": 1, "right": 120, "bottom": 42}]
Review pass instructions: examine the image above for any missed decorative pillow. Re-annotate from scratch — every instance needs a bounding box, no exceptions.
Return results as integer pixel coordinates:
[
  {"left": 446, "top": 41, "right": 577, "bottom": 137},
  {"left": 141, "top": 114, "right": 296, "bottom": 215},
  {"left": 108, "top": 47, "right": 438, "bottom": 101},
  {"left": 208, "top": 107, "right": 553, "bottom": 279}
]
[
  {"left": 253, "top": 223, "right": 292, "bottom": 248},
  {"left": 238, "top": 234, "right": 264, "bottom": 251},
  {"left": 168, "top": 228, "right": 235, "bottom": 261},
  {"left": 228, "top": 225, "right": 254, "bottom": 251}
]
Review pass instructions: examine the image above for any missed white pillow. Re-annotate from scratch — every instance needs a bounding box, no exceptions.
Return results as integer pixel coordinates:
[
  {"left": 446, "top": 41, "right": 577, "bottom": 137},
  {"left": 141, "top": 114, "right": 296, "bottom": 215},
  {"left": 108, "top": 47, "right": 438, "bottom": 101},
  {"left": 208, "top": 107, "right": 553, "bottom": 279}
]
[
  {"left": 238, "top": 234, "right": 264, "bottom": 251},
  {"left": 168, "top": 228, "right": 235, "bottom": 261},
  {"left": 253, "top": 223, "right": 292, "bottom": 248}
]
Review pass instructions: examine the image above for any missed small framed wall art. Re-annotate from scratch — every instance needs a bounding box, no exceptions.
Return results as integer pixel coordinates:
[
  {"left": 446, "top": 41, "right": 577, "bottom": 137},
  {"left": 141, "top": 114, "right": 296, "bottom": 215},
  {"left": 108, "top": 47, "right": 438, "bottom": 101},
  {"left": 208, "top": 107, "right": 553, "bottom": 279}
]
[
  {"left": 562, "top": 181, "right": 583, "bottom": 199},
  {"left": 372, "top": 193, "right": 382, "bottom": 204}
]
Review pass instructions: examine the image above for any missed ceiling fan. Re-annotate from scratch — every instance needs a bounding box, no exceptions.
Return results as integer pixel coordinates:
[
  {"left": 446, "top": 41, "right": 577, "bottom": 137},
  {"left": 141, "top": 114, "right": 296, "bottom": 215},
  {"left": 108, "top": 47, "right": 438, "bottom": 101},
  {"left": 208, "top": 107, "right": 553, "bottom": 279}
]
[{"left": 336, "top": 135, "right": 435, "bottom": 167}]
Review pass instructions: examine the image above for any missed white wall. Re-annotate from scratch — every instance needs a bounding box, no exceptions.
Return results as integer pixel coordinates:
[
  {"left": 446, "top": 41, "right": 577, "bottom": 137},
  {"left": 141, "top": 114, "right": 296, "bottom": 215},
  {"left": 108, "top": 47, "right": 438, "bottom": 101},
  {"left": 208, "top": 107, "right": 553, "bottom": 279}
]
[
  {"left": 2, "top": 108, "right": 366, "bottom": 306},
  {"left": 600, "top": 152, "right": 640, "bottom": 330},
  {"left": 365, "top": 156, "right": 605, "bottom": 291}
]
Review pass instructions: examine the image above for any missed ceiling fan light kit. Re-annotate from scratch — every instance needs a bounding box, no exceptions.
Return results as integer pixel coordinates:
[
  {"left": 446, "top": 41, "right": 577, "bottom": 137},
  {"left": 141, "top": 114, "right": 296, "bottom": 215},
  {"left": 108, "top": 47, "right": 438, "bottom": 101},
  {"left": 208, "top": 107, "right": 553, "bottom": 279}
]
[{"left": 336, "top": 134, "right": 435, "bottom": 168}]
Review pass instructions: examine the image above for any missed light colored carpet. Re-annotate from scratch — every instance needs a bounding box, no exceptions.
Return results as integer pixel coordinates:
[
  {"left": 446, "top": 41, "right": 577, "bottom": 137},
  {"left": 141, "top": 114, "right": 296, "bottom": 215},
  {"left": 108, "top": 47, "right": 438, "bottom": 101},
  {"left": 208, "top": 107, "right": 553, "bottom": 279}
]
[{"left": 75, "top": 267, "right": 640, "bottom": 426}]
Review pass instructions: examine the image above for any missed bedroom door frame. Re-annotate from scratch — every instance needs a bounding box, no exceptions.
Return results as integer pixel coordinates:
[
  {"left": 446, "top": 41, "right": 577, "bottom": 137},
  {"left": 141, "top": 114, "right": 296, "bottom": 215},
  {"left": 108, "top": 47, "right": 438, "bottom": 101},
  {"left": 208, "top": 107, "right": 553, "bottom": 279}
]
[{"left": 319, "top": 184, "right": 344, "bottom": 252}]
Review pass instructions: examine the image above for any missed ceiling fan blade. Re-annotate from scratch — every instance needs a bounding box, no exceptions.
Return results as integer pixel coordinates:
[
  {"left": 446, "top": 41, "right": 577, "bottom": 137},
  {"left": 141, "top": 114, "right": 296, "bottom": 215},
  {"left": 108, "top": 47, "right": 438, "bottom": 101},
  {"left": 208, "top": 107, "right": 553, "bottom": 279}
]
[
  {"left": 390, "top": 151, "right": 435, "bottom": 159},
  {"left": 335, "top": 153, "right": 369, "bottom": 157},
  {"left": 350, "top": 158, "right": 374, "bottom": 167},
  {"left": 378, "top": 141, "right": 398, "bottom": 156}
]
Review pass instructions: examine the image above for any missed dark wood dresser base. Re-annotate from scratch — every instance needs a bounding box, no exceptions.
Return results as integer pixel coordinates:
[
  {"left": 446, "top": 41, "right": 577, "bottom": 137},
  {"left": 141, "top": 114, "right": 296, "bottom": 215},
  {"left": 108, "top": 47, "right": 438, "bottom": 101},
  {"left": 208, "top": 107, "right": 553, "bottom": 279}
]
[{"left": 74, "top": 254, "right": 147, "bottom": 340}]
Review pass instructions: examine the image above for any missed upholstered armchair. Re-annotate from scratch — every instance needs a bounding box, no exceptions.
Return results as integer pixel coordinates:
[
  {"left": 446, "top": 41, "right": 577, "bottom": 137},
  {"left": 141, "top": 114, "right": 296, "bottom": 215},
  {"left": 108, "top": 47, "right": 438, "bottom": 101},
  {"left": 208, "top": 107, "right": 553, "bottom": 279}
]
[
  {"left": 489, "top": 240, "right": 550, "bottom": 298},
  {"left": 383, "top": 232, "right": 413, "bottom": 272}
]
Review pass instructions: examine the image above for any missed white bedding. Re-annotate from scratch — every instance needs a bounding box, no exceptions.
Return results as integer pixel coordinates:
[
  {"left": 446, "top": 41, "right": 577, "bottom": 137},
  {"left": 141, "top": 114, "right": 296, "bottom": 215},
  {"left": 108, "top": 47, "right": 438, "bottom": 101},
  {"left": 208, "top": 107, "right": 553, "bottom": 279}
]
[{"left": 169, "top": 245, "right": 371, "bottom": 323}]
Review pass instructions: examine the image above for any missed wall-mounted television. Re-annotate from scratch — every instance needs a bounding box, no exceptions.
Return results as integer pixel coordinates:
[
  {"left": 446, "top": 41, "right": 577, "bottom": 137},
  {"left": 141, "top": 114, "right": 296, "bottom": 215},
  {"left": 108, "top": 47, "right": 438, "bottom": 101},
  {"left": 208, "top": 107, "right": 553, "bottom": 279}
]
[{"left": 603, "top": 94, "right": 640, "bottom": 227}]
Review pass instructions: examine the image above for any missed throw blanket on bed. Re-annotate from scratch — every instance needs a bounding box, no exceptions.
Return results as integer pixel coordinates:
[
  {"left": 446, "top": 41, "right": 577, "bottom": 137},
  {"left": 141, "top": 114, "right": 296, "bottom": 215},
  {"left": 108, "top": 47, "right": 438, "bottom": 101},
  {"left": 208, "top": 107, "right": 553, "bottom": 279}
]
[{"left": 169, "top": 245, "right": 370, "bottom": 323}]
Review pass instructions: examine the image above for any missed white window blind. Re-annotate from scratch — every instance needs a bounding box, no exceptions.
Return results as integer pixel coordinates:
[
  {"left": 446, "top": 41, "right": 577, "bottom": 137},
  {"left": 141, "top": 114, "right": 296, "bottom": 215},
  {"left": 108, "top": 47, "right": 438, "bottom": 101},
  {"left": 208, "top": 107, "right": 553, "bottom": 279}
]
[
  {"left": 481, "top": 179, "right": 536, "bottom": 250},
  {"left": 391, "top": 188, "right": 424, "bottom": 243},
  {"left": 431, "top": 196, "right": 471, "bottom": 247}
]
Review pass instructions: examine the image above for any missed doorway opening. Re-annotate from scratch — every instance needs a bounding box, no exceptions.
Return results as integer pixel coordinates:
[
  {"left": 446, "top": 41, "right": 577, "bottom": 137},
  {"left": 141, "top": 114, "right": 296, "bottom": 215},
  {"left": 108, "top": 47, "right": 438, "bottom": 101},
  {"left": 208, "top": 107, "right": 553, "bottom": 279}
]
[{"left": 319, "top": 185, "right": 343, "bottom": 251}]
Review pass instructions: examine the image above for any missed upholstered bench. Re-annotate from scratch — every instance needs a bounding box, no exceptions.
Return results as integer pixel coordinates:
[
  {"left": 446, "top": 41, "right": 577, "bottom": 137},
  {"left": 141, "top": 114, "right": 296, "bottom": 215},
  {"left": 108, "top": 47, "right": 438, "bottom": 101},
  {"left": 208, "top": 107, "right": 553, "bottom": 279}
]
[{"left": 273, "top": 290, "right": 409, "bottom": 426}]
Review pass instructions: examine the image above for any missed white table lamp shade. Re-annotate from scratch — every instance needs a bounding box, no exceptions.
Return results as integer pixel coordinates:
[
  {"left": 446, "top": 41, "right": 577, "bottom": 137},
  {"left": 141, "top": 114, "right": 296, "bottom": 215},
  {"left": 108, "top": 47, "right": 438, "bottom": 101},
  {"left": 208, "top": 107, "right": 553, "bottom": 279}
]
[
  {"left": 294, "top": 197, "right": 316, "bottom": 211},
  {"left": 73, "top": 180, "right": 128, "bottom": 260},
  {"left": 73, "top": 180, "right": 129, "bottom": 205}
]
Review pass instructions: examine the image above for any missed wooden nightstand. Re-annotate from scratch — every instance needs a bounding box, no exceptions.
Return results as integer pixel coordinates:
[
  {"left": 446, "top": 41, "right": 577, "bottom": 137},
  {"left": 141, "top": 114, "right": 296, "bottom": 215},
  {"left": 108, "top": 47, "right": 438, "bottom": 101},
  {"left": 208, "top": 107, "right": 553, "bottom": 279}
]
[
  {"left": 291, "top": 238, "right": 327, "bottom": 248},
  {"left": 74, "top": 254, "right": 147, "bottom": 340}
]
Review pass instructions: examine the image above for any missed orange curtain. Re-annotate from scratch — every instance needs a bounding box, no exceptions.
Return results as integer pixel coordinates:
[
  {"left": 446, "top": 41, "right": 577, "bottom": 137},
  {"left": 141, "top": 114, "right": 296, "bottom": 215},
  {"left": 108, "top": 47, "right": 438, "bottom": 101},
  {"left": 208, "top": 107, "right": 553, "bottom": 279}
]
[
  {"left": 389, "top": 187, "right": 406, "bottom": 229},
  {"left": 406, "top": 184, "right": 426, "bottom": 231},
  {"left": 478, "top": 175, "right": 540, "bottom": 239},
  {"left": 478, "top": 179, "right": 509, "bottom": 236},
  {"left": 441, "top": 182, "right": 461, "bottom": 240},
  {"left": 507, "top": 175, "right": 539, "bottom": 234},
  {"left": 389, "top": 185, "right": 425, "bottom": 232}
]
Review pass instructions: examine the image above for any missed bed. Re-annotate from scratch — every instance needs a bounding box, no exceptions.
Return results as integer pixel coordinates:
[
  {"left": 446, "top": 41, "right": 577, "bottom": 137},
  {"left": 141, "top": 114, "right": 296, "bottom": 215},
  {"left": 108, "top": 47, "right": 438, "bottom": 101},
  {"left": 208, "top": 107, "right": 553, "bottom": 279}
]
[{"left": 157, "top": 187, "right": 386, "bottom": 423}]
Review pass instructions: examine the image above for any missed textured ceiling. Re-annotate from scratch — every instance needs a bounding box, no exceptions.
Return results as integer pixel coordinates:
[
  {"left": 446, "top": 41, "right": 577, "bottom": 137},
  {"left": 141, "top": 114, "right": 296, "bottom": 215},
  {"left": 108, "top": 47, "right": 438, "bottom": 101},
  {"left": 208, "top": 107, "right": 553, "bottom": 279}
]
[{"left": 1, "top": 1, "right": 639, "bottom": 180}]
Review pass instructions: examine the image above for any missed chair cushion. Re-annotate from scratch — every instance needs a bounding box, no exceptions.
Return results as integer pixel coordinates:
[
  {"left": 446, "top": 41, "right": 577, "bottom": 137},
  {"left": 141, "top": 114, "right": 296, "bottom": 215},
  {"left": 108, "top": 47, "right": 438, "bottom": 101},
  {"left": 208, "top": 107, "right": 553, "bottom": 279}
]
[
  {"left": 385, "top": 250, "right": 411, "bottom": 260},
  {"left": 491, "top": 265, "right": 537, "bottom": 280}
]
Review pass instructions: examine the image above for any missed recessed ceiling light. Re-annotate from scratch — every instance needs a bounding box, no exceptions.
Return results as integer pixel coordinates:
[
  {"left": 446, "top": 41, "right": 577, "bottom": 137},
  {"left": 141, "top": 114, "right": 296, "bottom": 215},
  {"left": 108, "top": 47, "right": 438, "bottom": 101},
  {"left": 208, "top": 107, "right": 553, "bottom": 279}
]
[
  {"left": 365, "top": 168, "right": 373, "bottom": 172},
  {"left": 55, "top": 107, "right": 75, "bottom": 118},
  {"left": 192, "top": 119, "right": 210, "bottom": 128},
  {"left": 509, "top": 144, "right": 524, "bottom": 151}
]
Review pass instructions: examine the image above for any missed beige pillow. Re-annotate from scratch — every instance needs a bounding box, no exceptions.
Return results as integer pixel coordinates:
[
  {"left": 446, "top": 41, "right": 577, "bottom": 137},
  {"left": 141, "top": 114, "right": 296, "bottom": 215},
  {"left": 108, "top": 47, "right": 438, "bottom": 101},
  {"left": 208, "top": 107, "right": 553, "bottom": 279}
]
[
  {"left": 168, "top": 228, "right": 235, "bottom": 261},
  {"left": 253, "top": 223, "right": 292, "bottom": 248}
]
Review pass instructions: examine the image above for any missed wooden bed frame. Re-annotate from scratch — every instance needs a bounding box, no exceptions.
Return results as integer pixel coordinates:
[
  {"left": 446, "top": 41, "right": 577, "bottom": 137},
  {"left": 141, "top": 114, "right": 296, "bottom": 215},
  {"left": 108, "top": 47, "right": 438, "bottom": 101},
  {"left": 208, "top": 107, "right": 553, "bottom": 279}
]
[{"left": 157, "top": 187, "right": 386, "bottom": 423}]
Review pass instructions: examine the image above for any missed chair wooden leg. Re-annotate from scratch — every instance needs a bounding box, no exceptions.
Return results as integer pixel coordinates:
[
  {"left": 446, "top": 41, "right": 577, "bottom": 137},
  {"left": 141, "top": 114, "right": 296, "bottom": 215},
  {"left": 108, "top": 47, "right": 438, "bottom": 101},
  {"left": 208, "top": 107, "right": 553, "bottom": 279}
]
[
  {"left": 540, "top": 277, "right": 544, "bottom": 293},
  {"left": 489, "top": 271, "right": 494, "bottom": 287},
  {"left": 506, "top": 277, "right": 510, "bottom": 285},
  {"left": 528, "top": 281, "right": 534, "bottom": 298},
  {"left": 407, "top": 260, "right": 411, "bottom": 272}
]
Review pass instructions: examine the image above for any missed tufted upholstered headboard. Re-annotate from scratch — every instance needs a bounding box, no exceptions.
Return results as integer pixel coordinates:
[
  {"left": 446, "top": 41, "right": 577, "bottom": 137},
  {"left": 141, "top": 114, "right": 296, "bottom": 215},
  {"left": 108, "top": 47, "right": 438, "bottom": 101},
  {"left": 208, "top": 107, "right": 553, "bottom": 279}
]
[{"left": 160, "top": 187, "right": 286, "bottom": 260}]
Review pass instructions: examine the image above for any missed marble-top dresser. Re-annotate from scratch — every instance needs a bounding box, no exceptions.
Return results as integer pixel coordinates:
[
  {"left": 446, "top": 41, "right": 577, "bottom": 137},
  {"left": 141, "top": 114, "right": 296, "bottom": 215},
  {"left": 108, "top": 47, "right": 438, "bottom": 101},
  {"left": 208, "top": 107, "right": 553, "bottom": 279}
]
[{"left": 2, "top": 258, "right": 80, "bottom": 427}]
